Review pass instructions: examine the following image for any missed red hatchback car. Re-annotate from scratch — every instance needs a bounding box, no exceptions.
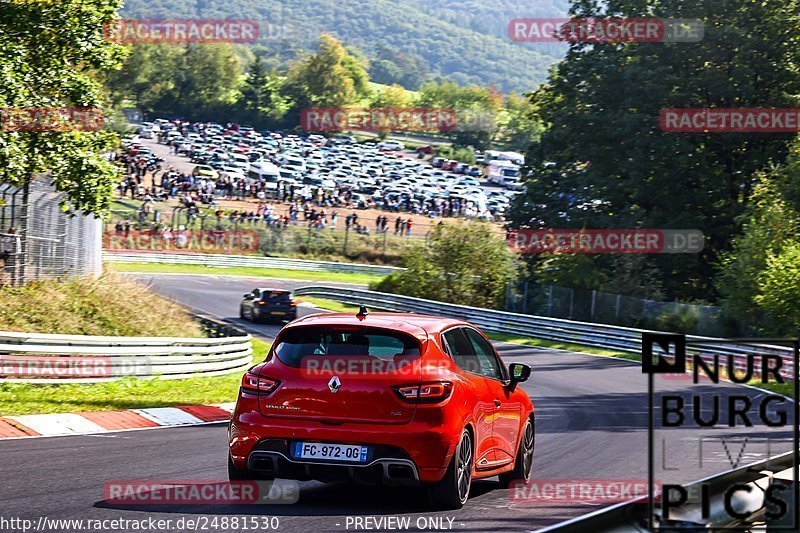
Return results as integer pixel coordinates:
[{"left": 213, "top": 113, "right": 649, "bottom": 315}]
[{"left": 228, "top": 310, "right": 534, "bottom": 509}]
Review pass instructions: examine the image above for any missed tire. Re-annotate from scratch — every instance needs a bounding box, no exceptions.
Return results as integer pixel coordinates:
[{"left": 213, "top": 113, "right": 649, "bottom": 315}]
[
  {"left": 499, "top": 417, "right": 535, "bottom": 488},
  {"left": 428, "top": 428, "right": 473, "bottom": 510}
]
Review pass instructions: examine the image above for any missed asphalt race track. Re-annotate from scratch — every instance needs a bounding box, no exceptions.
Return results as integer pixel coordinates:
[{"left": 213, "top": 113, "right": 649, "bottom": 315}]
[{"left": 0, "top": 273, "right": 794, "bottom": 532}]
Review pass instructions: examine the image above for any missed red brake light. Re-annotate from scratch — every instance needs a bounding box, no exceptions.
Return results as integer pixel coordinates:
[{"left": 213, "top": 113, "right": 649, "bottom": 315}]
[
  {"left": 241, "top": 372, "right": 280, "bottom": 395},
  {"left": 393, "top": 381, "right": 453, "bottom": 403}
]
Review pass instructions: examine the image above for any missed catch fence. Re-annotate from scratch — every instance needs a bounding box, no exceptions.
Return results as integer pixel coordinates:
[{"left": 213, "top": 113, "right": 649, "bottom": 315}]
[{"left": 0, "top": 180, "right": 102, "bottom": 285}]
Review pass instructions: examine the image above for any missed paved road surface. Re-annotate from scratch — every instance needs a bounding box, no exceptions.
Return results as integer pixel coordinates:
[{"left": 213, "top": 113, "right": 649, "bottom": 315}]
[{"left": 0, "top": 273, "right": 793, "bottom": 532}]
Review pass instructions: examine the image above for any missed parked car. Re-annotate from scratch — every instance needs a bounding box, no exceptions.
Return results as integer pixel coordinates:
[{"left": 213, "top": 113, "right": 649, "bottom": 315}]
[
  {"left": 454, "top": 163, "right": 470, "bottom": 174},
  {"left": 192, "top": 165, "right": 219, "bottom": 180},
  {"left": 239, "top": 288, "right": 298, "bottom": 324},
  {"left": 378, "top": 140, "right": 405, "bottom": 152},
  {"left": 228, "top": 309, "right": 534, "bottom": 510}
]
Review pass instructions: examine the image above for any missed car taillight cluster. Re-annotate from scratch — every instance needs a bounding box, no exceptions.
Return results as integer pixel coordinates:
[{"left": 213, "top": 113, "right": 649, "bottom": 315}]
[
  {"left": 241, "top": 372, "right": 281, "bottom": 395},
  {"left": 393, "top": 381, "right": 453, "bottom": 403}
]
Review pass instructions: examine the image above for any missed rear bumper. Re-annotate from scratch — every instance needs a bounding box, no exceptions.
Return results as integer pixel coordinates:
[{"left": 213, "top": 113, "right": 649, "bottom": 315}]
[
  {"left": 247, "top": 445, "right": 419, "bottom": 486},
  {"left": 229, "top": 404, "right": 457, "bottom": 484},
  {"left": 254, "top": 308, "right": 297, "bottom": 321}
]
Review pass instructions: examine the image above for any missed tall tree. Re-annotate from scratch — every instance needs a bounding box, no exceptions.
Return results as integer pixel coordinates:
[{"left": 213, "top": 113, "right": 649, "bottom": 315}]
[
  {"left": 416, "top": 80, "right": 502, "bottom": 149},
  {"left": 238, "top": 56, "right": 291, "bottom": 128},
  {"left": 509, "top": 0, "right": 800, "bottom": 300},
  {"left": 0, "top": 0, "right": 127, "bottom": 215},
  {"left": 374, "top": 222, "right": 516, "bottom": 308},
  {"left": 499, "top": 92, "right": 544, "bottom": 152},
  {"left": 108, "top": 43, "right": 243, "bottom": 122},
  {"left": 282, "top": 34, "right": 371, "bottom": 111}
]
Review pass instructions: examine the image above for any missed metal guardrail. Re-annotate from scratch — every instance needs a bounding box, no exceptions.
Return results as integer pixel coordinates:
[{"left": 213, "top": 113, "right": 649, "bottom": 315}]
[
  {"left": 293, "top": 286, "right": 799, "bottom": 530},
  {"left": 0, "top": 318, "right": 253, "bottom": 384},
  {"left": 103, "top": 251, "right": 402, "bottom": 277},
  {"left": 291, "top": 286, "right": 796, "bottom": 376}
]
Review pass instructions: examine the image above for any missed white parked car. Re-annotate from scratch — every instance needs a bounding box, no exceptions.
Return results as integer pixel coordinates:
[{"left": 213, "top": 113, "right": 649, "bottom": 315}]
[{"left": 377, "top": 140, "right": 405, "bottom": 152}]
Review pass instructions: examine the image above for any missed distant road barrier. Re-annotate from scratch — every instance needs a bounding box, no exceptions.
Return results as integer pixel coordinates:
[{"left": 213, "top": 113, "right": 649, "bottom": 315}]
[
  {"left": 103, "top": 251, "right": 402, "bottom": 277},
  {"left": 292, "top": 286, "right": 795, "bottom": 376},
  {"left": 0, "top": 317, "right": 252, "bottom": 384}
]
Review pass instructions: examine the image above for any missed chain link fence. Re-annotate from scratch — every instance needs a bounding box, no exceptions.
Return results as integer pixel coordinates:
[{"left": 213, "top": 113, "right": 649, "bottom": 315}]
[
  {"left": 0, "top": 180, "right": 102, "bottom": 285},
  {"left": 505, "top": 282, "right": 728, "bottom": 337}
]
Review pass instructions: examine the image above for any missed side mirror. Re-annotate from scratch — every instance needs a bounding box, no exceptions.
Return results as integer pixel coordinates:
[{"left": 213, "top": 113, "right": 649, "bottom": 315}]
[
  {"left": 507, "top": 363, "right": 531, "bottom": 391},
  {"left": 243, "top": 294, "right": 255, "bottom": 300}
]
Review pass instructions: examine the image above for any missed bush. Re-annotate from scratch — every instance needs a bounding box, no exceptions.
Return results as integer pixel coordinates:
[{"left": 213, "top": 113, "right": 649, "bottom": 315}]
[
  {"left": 372, "top": 221, "right": 515, "bottom": 308},
  {"left": 453, "top": 147, "right": 476, "bottom": 165},
  {"left": 0, "top": 273, "right": 204, "bottom": 337},
  {"left": 755, "top": 243, "right": 800, "bottom": 335},
  {"left": 652, "top": 308, "right": 700, "bottom": 334}
]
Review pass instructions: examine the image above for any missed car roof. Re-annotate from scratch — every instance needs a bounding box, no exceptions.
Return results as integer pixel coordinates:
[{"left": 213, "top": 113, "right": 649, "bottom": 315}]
[{"left": 284, "top": 312, "right": 467, "bottom": 340}]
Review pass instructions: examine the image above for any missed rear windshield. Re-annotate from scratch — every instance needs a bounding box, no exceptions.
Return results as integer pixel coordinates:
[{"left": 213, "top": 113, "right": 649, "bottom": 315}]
[
  {"left": 261, "top": 291, "right": 291, "bottom": 301},
  {"left": 273, "top": 326, "right": 421, "bottom": 368}
]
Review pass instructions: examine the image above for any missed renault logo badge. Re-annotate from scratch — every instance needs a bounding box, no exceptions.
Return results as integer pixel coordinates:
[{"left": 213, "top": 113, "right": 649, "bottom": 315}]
[{"left": 328, "top": 376, "right": 342, "bottom": 393}]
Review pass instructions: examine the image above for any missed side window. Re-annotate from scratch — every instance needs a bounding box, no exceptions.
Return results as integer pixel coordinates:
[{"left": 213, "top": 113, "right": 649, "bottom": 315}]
[
  {"left": 464, "top": 329, "right": 505, "bottom": 380},
  {"left": 252, "top": 289, "right": 261, "bottom": 298},
  {"left": 442, "top": 329, "right": 479, "bottom": 374}
]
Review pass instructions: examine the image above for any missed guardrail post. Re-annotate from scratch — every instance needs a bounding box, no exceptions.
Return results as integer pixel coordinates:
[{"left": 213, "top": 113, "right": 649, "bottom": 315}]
[
  {"left": 522, "top": 282, "right": 529, "bottom": 314},
  {"left": 568, "top": 289, "right": 574, "bottom": 319},
  {"left": 591, "top": 290, "right": 597, "bottom": 321}
]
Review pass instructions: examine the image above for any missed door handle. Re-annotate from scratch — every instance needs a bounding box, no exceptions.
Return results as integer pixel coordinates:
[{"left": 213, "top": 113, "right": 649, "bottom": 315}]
[{"left": 494, "top": 399, "right": 501, "bottom": 408}]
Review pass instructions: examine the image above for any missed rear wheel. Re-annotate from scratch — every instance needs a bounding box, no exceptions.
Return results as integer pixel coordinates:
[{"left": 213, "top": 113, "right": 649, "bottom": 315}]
[
  {"left": 429, "top": 428, "right": 473, "bottom": 510},
  {"left": 499, "top": 417, "right": 535, "bottom": 488}
]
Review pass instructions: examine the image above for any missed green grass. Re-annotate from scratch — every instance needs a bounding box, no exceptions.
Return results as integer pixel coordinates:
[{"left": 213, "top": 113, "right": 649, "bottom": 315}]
[
  {"left": 748, "top": 379, "right": 794, "bottom": 398},
  {"left": 486, "top": 332, "right": 637, "bottom": 361},
  {"left": 108, "top": 262, "right": 385, "bottom": 285},
  {"left": 0, "top": 273, "right": 205, "bottom": 337},
  {"left": 297, "top": 297, "right": 360, "bottom": 313},
  {"left": 0, "top": 339, "right": 270, "bottom": 416},
  {"left": 489, "top": 332, "right": 797, "bottom": 397}
]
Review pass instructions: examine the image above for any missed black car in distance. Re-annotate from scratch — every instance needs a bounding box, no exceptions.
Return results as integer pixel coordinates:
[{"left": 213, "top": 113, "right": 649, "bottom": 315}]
[{"left": 240, "top": 288, "right": 298, "bottom": 323}]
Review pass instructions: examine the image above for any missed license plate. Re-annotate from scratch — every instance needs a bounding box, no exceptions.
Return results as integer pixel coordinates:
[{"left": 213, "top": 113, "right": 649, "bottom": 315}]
[
  {"left": 292, "top": 442, "right": 369, "bottom": 463},
  {"left": 270, "top": 311, "right": 286, "bottom": 315}
]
